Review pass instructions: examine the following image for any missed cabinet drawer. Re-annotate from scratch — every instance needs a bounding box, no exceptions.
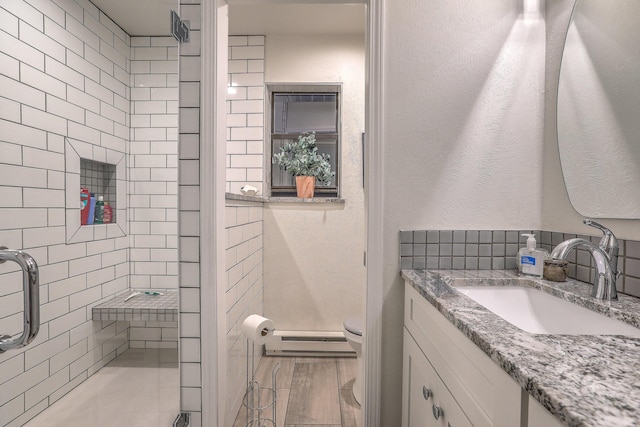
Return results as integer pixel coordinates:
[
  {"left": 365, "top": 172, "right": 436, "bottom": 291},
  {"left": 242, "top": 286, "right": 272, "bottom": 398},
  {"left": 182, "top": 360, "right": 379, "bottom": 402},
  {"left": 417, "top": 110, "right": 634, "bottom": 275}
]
[
  {"left": 404, "top": 282, "right": 523, "bottom": 427},
  {"left": 403, "top": 329, "right": 472, "bottom": 427}
]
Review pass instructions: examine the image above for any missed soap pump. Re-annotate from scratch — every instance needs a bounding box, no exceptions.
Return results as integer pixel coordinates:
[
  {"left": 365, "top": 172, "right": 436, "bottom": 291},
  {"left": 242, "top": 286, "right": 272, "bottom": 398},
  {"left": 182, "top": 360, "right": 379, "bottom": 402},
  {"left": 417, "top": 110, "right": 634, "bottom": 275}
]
[{"left": 517, "top": 233, "right": 546, "bottom": 278}]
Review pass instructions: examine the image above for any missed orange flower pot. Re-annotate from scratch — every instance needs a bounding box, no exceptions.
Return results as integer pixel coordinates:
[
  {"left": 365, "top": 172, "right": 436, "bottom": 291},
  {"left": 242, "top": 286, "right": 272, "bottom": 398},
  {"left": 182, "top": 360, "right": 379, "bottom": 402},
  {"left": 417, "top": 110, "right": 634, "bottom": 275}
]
[{"left": 295, "top": 176, "right": 316, "bottom": 198}]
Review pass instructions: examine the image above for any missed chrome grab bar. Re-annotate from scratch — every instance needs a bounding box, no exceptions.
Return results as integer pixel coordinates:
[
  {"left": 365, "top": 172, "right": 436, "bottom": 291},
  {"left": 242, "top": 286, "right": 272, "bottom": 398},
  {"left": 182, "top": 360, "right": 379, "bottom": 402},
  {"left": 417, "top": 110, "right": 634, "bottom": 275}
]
[{"left": 0, "top": 246, "right": 40, "bottom": 353}]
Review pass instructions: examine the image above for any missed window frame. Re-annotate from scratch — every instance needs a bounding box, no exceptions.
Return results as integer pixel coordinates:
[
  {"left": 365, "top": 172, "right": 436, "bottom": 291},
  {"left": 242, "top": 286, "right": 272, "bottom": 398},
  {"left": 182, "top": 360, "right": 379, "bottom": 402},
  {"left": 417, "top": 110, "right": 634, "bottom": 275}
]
[{"left": 266, "top": 83, "right": 342, "bottom": 198}]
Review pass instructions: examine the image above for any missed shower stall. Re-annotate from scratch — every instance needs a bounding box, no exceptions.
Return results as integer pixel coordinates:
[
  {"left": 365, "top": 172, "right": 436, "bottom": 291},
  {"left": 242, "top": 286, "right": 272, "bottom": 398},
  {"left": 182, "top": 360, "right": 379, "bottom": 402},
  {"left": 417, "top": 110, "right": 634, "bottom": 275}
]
[{"left": 0, "top": 1, "right": 194, "bottom": 425}]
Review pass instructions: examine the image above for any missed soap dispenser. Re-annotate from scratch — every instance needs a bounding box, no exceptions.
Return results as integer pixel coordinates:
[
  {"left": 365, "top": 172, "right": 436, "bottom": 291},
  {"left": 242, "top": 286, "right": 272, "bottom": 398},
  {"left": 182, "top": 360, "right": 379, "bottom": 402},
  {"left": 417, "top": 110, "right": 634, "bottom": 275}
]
[{"left": 517, "top": 233, "right": 546, "bottom": 278}]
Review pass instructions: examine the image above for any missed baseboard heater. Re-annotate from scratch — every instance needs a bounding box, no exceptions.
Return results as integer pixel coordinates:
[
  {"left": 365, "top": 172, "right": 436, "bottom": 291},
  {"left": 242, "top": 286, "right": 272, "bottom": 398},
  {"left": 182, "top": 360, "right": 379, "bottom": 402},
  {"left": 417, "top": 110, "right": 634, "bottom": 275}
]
[{"left": 265, "top": 330, "right": 355, "bottom": 357}]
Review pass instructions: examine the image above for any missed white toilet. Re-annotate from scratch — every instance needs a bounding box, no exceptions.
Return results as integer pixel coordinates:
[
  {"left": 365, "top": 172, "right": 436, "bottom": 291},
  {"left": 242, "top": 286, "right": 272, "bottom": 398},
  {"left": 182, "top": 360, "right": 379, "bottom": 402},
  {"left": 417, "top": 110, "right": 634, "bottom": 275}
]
[{"left": 343, "top": 315, "right": 363, "bottom": 405}]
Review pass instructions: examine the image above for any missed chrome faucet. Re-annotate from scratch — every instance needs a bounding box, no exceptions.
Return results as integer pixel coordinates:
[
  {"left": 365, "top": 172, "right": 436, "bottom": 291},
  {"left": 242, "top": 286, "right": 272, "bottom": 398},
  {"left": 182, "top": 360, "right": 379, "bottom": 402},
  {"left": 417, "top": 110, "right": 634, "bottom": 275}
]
[{"left": 550, "top": 219, "right": 620, "bottom": 300}]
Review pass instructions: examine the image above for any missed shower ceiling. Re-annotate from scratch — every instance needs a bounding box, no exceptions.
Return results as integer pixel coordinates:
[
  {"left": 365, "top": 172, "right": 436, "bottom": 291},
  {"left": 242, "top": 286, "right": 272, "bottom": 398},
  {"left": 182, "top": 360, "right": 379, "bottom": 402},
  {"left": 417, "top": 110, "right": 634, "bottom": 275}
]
[
  {"left": 90, "top": 0, "right": 365, "bottom": 37},
  {"left": 90, "top": 0, "right": 176, "bottom": 36}
]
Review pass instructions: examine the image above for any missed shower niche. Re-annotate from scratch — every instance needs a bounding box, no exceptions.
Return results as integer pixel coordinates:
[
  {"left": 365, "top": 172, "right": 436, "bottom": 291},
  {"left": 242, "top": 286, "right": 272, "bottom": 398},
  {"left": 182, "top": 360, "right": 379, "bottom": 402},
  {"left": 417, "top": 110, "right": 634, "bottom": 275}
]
[{"left": 65, "top": 137, "right": 127, "bottom": 243}]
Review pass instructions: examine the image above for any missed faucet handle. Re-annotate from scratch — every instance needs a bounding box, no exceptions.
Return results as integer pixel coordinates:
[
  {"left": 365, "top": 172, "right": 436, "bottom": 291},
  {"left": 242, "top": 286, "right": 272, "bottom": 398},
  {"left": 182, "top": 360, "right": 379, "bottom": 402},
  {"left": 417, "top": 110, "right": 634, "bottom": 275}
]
[{"left": 583, "top": 219, "right": 618, "bottom": 255}]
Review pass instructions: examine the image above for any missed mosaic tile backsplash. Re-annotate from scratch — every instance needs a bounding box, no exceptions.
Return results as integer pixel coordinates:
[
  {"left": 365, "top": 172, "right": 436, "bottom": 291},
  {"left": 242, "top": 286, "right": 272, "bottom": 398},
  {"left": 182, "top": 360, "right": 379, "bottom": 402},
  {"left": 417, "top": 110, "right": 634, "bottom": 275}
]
[{"left": 400, "top": 229, "right": 640, "bottom": 298}]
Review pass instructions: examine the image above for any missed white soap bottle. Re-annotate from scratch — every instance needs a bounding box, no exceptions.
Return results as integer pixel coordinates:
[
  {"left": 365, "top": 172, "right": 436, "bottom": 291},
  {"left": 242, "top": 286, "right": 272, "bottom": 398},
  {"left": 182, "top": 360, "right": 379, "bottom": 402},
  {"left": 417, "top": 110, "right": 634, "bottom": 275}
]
[{"left": 517, "top": 233, "right": 545, "bottom": 278}]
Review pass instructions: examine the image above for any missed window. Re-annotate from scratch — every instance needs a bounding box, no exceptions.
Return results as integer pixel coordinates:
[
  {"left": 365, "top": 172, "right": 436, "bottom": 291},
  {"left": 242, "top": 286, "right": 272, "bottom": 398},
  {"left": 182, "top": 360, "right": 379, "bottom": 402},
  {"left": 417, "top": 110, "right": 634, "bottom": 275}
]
[{"left": 269, "top": 87, "right": 340, "bottom": 197}]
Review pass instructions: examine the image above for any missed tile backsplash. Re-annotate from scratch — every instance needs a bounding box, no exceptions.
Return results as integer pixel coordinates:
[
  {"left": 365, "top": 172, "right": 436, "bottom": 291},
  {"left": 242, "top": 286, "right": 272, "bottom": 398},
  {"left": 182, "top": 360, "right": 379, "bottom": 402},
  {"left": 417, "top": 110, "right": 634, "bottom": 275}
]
[{"left": 400, "top": 229, "right": 640, "bottom": 298}]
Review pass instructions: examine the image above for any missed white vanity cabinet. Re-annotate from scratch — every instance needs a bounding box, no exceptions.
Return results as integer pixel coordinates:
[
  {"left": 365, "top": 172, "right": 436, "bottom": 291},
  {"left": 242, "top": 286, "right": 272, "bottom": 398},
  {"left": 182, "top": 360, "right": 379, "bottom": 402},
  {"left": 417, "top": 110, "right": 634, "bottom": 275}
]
[{"left": 402, "top": 282, "right": 524, "bottom": 427}]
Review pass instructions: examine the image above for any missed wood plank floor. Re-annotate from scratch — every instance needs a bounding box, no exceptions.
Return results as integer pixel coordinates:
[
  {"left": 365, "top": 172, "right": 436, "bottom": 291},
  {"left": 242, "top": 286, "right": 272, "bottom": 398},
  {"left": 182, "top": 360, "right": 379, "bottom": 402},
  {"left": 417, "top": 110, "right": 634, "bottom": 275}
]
[{"left": 233, "top": 356, "right": 361, "bottom": 427}]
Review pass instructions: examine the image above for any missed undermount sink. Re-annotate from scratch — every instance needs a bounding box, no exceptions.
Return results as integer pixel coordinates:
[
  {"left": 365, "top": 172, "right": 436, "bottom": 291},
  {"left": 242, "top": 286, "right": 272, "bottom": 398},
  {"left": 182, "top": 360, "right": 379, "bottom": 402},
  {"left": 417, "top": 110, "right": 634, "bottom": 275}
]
[{"left": 454, "top": 286, "right": 640, "bottom": 336}]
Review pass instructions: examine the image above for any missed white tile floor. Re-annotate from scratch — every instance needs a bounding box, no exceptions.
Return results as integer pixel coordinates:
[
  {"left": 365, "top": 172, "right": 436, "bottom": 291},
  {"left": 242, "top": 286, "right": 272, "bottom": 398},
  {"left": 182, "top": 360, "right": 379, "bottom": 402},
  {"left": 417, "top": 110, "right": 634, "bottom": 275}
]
[{"left": 24, "top": 349, "right": 179, "bottom": 427}]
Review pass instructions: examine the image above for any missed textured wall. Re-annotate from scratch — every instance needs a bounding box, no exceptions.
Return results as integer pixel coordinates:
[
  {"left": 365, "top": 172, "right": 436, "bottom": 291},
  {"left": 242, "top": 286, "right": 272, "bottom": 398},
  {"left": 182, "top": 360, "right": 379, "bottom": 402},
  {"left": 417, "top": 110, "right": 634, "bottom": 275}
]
[
  {"left": 262, "top": 34, "right": 366, "bottom": 332},
  {"left": 381, "top": 1, "right": 546, "bottom": 424}
]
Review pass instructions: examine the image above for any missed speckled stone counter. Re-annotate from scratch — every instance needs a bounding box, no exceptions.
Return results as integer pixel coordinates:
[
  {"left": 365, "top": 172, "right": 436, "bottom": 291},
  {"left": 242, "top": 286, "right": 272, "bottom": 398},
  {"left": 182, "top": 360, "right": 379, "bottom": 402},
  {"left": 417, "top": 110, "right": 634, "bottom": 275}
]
[
  {"left": 401, "top": 269, "right": 640, "bottom": 427},
  {"left": 92, "top": 290, "right": 178, "bottom": 322}
]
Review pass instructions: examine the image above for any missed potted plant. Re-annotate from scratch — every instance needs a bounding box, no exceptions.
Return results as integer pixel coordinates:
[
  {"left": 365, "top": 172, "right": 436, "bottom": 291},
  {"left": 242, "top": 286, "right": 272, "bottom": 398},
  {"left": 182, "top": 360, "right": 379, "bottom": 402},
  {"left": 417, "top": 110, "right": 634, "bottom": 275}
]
[{"left": 273, "top": 132, "right": 335, "bottom": 198}]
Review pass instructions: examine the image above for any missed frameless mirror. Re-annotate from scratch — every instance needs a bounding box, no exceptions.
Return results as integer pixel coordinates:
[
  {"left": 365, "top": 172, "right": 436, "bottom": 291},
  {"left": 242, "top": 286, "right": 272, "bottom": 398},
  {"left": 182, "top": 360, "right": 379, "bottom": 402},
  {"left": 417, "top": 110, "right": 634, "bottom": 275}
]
[{"left": 557, "top": 0, "right": 640, "bottom": 218}]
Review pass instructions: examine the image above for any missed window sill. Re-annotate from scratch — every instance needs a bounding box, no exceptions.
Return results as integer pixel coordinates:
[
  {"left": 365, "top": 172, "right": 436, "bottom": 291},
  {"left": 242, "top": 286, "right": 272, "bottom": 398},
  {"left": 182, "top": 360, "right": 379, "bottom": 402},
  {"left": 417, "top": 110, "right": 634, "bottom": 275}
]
[{"left": 267, "top": 197, "right": 345, "bottom": 204}]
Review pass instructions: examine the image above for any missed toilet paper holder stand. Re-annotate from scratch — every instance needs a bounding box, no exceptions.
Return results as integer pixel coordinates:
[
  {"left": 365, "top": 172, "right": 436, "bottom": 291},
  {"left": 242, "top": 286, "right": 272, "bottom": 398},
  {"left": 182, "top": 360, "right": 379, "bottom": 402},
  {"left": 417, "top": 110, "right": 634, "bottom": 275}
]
[{"left": 243, "top": 338, "right": 280, "bottom": 427}]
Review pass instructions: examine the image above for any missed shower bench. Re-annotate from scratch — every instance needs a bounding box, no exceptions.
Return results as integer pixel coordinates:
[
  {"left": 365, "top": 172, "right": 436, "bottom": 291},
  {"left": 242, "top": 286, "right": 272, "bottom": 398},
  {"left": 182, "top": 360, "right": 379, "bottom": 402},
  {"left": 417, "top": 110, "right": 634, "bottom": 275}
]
[{"left": 92, "top": 290, "right": 179, "bottom": 322}]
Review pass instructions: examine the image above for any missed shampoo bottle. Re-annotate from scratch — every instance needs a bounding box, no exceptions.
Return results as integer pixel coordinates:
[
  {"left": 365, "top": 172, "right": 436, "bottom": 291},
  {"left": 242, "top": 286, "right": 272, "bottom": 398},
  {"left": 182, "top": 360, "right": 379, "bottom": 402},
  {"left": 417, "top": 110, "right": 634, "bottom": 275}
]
[
  {"left": 103, "top": 202, "right": 112, "bottom": 224},
  {"left": 87, "top": 194, "right": 96, "bottom": 225},
  {"left": 517, "top": 233, "right": 546, "bottom": 278},
  {"left": 94, "top": 196, "right": 105, "bottom": 224}
]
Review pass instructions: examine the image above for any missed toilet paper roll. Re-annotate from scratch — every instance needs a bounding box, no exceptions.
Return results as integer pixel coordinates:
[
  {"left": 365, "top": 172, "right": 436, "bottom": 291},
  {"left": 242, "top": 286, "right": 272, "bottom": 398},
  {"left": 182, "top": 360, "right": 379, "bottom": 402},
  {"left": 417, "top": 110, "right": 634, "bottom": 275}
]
[{"left": 241, "top": 314, "right": 275, "bottom": 344}]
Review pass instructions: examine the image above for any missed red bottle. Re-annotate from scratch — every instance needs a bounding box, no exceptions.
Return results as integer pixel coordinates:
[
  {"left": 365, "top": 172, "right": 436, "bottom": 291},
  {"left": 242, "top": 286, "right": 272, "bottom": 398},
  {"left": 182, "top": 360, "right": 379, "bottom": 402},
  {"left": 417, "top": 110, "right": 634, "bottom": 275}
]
[
  {"left": 80, "top": 188, "right": 90, "bottom": 225},
  {"left": 103, "top": 202, "right": 113, "bottom": 224}
]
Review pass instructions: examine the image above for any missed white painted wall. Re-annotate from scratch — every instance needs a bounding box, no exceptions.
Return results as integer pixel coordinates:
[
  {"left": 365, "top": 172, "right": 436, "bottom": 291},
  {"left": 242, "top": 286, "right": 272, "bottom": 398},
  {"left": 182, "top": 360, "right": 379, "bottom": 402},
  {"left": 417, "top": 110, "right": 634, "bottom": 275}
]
[
  {"left": 263, "top": 35, "right": 366, "bottom": 331},
  {"left": 380, "top": 1, "right": 546, "bottom": 424}
]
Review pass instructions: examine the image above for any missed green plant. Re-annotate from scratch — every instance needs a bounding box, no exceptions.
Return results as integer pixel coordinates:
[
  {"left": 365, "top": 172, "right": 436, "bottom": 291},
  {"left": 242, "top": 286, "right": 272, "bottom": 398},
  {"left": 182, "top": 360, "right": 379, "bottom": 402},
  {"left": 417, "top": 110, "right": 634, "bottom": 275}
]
[{"left": 273, "top": 132, "right": 335, "bottom": 185}]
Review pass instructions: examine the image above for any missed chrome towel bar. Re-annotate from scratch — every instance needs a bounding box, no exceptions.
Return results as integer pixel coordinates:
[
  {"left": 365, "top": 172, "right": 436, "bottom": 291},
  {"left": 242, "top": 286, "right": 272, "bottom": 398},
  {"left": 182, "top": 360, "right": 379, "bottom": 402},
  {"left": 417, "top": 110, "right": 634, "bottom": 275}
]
[{"left": 0, "top": 246, "right": 39, "bottom": 353}]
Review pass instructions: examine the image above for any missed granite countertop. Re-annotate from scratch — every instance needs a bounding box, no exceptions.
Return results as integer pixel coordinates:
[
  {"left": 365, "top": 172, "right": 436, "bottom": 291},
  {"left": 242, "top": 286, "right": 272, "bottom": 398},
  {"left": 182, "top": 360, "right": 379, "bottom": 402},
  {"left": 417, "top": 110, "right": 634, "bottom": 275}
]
[{"left": 400, "top": 269, "right": 640, "bottom": 427}]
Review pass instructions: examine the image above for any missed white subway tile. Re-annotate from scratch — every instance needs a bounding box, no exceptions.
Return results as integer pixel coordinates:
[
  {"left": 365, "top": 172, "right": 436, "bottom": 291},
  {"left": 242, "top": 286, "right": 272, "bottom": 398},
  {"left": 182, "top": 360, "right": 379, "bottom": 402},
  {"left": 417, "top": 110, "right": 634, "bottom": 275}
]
[
  {"left": 150, "top": 61, "right": 177, "bottom": 75},
  {"left": 179, "top": 107, "right": 199, "bottom": 133},
  {"left": 0, "top": 119, "right": 47, "bottom": 149},
  {"left": 85, "top": 110, "right": 113, "bottom": 134},
  {"left": 0, "top": 96, "right": 20, "bottom": 123},
  {"left": 246, "top": 87, "right": 264, "bottom": 100},
  {"left": 49, "top": 308, "right": 87, "bottom": 339},
  {"left": 150, "top": 87, "right": 177, "bottom": 101},
  {"left": 230, "top": 45, "right": 264, "bottom": 60},
  {"left": 21, "top": 105, "right": 67, "bottom": 136},
  {"left": 100, "top": 133, "right": 126, "bottom": 152},
  {"left": 69, "top": 286, "right": 101, "bottom": 311},
  {"left": 66, "top": 50, "right": 100, "bottom": 82},
  {"left": 86, "top": 239, "right": 114, "bottom": 255},
  {"left": 23, "top": 146, "right": 64, "bottom": 171},
  {"left": 22, "top": 188, "right": 64, "bottom": 208},
  {"left": 2, "top": 1, "right": 44, "bottom": 31},
  {"left": 46, "top": 94, "right": 84, "bottom": 123},
  {"left": 0, "top": 142, "right": 22, "bottom": 167},
  {"left": 68, "top": 346, "right": 101, "bottom": 379},
  {"left": 229, "top": 127, "right": 263, "bottom": 141},
  {"left": 131, "top": 60, "right": 151, "bottom": 74},
  {"left": 24, "top": 333, "right": 69, "bottom": 370},
  {"left": 179, "top": 237, "right": 199, "bottom": 262},
  {"left": 0, "top": 51, "right": 19, "bottom": 81},
  {"left": 228, "top": 59, "right": 248, "bottom": 74},
  {"left": 0, "top": 362, "right": 48, "bottom": 407},
  {"left": 230, "top": 72, "right": 263, "bottom": 87},
  {"left": 150, "top": 141, "right": 178, "bottom": 155},
  {"left": 0, "top": 6, "right": 18, "bottom": 36},
  {"left": 85, "top": 266, "right": 115, "bottom": 287},
  {"left": 0, "top": 164, "right": 48, "bottom": 189},
  {"left": 100, "top": 102, "right": 126, "bottom": 125},
  {"left": 83, "top": 79, "right": 114, "bottom": 104},
  {"left": 0, "top": 74, "right": 46, "bottom": 110},
  {"left": 19, "top": 20, "right": 65, "bottom": 62},
  {"left": 0, "top": 187, "right": 21, "bottom": 208},
  {"left": 68, "top": 122, "right": 101, "bottom": 144},
  {"left": 230, "top": 154, "right": 263, "bottom": 169},
  {"left": 49, "top": 340, "right": 87, "bottom": 375},
  {"left": 134, "top": 74, "right": 167, "bottom": 88},
  {"left": 0, "top": 27, "right": 44, "bottom": 71},
  {"left": 68, "top": 254, "right": 101, "bottom": 277},
  {"left": 179, "top": 56, "right": 200, "bottom": 82},
  {"left": 134, "top": 100, "right": 168, "bottom": 115},
  {"left": 150, "top": 168, "right": 177, "bottom": 182},
  {"left": 134, "top": 127, "right": 167, "bottom": 141},
  {"left": 134, "top": 234, "right": 167, "bottom": 248},
  {"left": 66, "top": 86, "right": 100, "bottom": 113},
  {"left": 83, "top": 10, "right": 113, "bottom": 46},
  {"left": 43, "top": 16, "right": 82, "bottom": 56},
  {"left": 151, "top": 221, "right": 177, "bottom": 236},
  {"left": 99, "top": 39, "right": 126, "bottom": 70},
  {"left": 99, "top": 70, "right": 126, "bottom": 97},
  {"left": 179, "top": 160, "right": 200, "bottom": 185},
  {"left": 230, "top": 100, "right": 263, "bottom": 114}
]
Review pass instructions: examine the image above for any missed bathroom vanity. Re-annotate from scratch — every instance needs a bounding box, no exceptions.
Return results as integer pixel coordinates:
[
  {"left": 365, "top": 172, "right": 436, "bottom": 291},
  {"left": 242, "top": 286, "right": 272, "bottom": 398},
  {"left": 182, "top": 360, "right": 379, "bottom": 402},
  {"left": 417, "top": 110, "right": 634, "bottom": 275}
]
[{"left": 401, "top": 269, "right": 640, "bottom": 427}]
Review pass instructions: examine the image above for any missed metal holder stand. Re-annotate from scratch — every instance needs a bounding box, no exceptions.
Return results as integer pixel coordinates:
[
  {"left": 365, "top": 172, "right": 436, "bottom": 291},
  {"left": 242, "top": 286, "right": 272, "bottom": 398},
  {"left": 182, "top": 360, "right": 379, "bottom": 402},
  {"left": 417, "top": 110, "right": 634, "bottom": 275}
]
[{"left": 243, "top": 339, "right": 280, "bottom": 427}]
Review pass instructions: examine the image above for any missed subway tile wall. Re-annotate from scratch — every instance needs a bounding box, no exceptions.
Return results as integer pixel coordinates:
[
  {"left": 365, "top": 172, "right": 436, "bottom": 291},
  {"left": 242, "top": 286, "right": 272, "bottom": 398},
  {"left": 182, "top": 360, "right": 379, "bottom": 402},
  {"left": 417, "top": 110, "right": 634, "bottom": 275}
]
[
  {"left": 0, "top": 2, "right": 131, "bottom": 425},
  {"left": 129, "top": 37, "right": 179, "bottom": 291},
  {"left": 177, "top": 0, "right": 203, "bottom": 425},
  {"left": 226, "top": 36, "right": 265, "bottom": 195},
  {"left": 225, "top": 200, "right": 264, "bottom": 426},
  {"left": 400, "top": 229, "right": 640, "bottom": 298}
]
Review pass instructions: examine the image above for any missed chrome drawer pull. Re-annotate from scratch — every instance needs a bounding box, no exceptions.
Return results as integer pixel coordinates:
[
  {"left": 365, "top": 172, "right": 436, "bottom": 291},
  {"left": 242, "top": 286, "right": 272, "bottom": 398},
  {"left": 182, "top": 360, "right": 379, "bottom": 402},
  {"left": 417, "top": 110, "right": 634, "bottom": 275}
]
[
  {"left": 432, "top": 404, "right": 444, "bottom": 420},
  {"left": 423, "top": 386, "right": 433, "bottom": 400}
]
